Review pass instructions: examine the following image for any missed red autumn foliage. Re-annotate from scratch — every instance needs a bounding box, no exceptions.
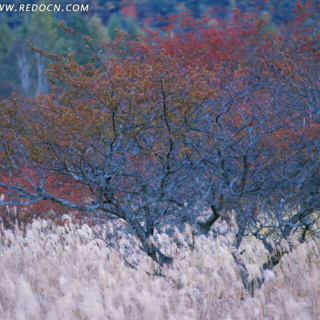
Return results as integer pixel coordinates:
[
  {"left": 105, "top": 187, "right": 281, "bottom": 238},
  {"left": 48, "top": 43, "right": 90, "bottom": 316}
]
[
  {"left": 0, "top": 168, "right": 92, "bottom": 228},
  {"left": 120, "top": 1, "right": 138, "bottom": 19}
]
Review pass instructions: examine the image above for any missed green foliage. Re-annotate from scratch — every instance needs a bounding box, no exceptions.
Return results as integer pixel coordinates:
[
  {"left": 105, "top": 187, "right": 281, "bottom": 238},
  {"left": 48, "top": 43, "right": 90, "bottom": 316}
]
[
  {"left": 0, "top": 3, "right": 109, "bottom": 97},
  {"left": 106, "top": 13, "right": 140, "bottom": 41},
  {"left": 106, "top": 13, "right": 122, "bottom": 40},
  {"left": 0, "top": 20, "right": 12, "bottom": 57},
  {"left": 58, "top": 14, "right": 108, "bottom": 64},
  {"left": 27, "top": 9, "right": 64, "bottom": 51}
]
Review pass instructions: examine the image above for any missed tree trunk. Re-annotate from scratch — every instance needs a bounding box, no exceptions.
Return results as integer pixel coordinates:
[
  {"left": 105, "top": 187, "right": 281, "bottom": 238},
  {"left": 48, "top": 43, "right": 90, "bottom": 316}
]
[
  {"left": 197, "top": 205, "right": 220, "bottom": 233},
  {"left": 17, "top": 50, "right": 32, "bottom": 93},
  {"left": 129, "top": 218, "right": 173, "bottom": 266}
]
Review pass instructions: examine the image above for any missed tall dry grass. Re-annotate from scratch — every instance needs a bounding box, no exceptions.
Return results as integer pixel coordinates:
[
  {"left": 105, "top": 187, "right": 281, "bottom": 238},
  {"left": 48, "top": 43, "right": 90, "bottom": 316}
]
[{"left": 0, "top": 218, "right": 319, "bottom": 320}]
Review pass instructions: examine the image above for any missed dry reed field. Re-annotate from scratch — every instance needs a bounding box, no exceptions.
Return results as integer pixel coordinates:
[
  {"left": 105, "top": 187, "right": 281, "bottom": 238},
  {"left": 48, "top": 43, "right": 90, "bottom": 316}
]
[{"left": 0, "top": 218, "right": 319, "bottom": 320}]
